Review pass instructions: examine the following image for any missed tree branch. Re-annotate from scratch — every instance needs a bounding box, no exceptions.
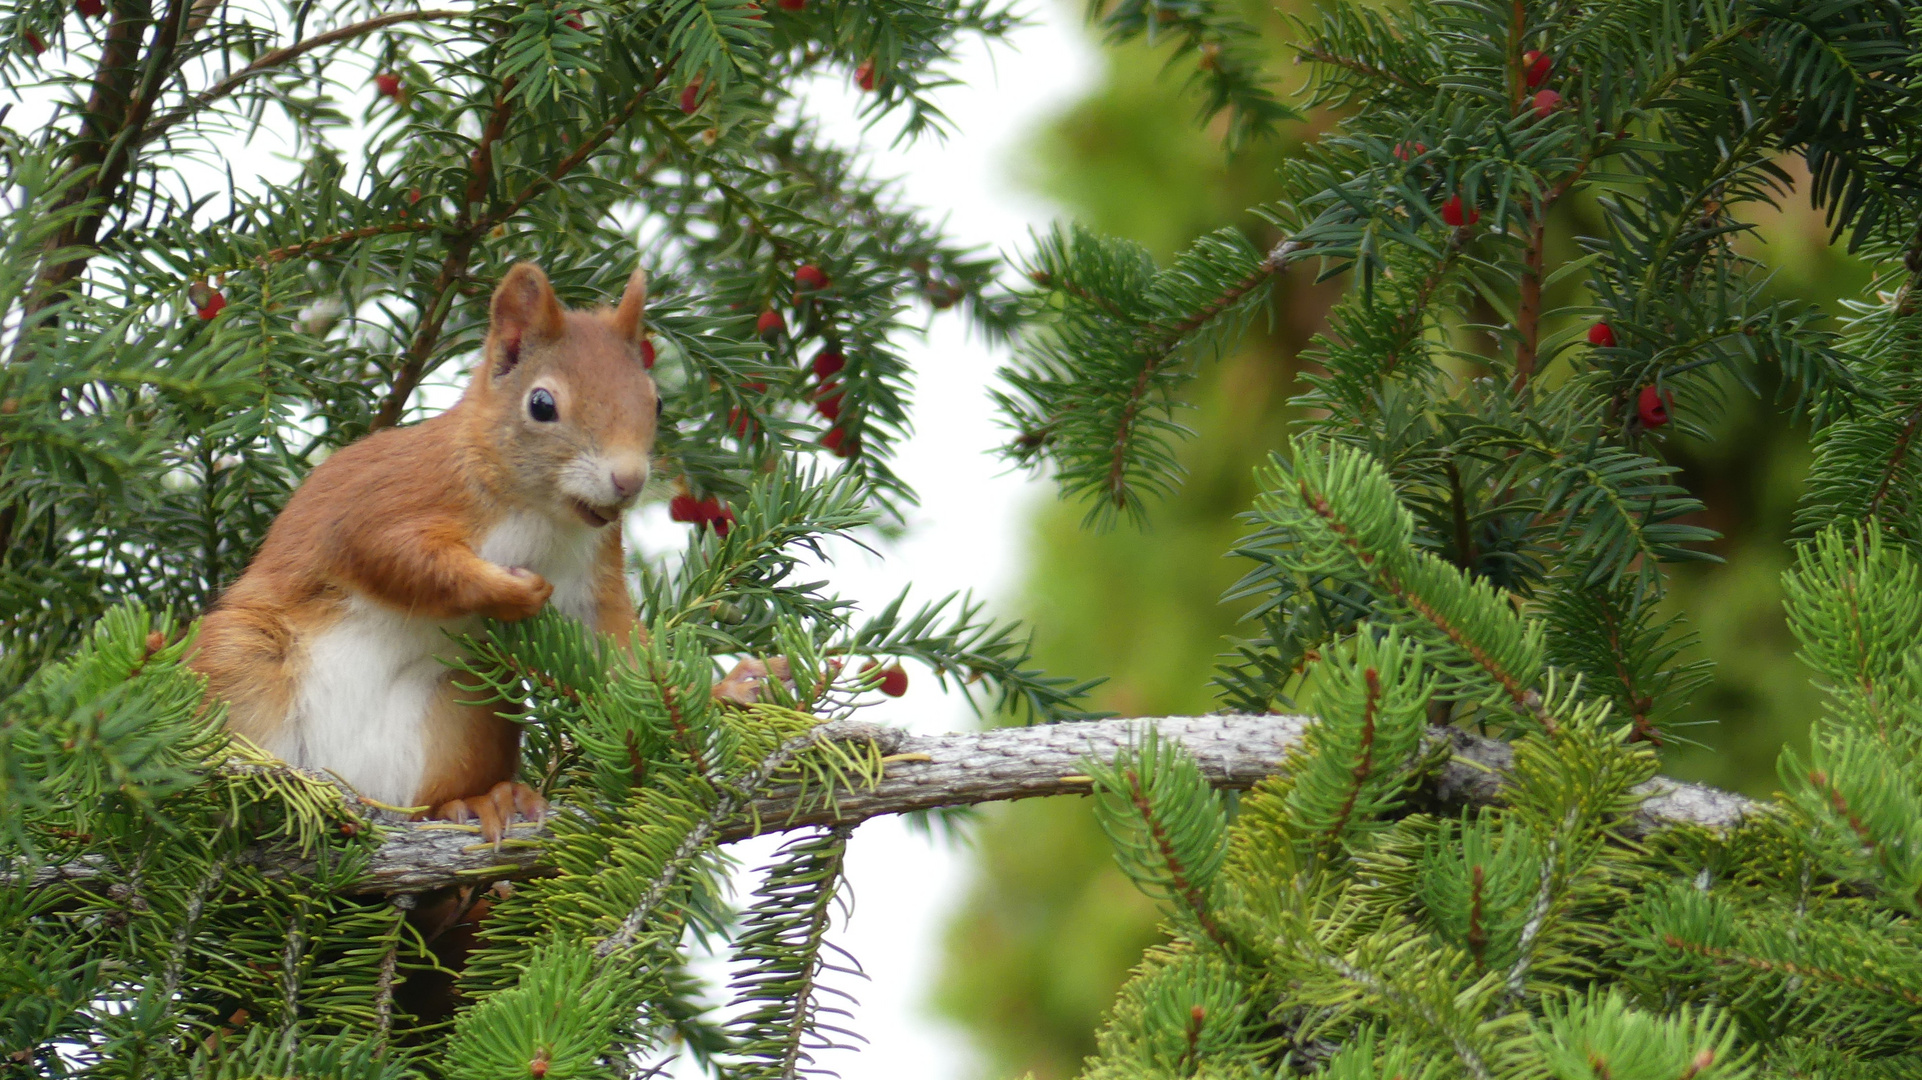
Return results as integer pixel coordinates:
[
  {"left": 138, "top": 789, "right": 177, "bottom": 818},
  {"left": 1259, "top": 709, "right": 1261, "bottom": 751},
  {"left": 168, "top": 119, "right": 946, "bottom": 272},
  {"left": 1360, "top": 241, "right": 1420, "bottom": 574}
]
[
  {"left": 1105, "top": 240, "right": 1302, "bottom": 507},
  {"left": 19, "top": 714, "right": 1760, "bottom": 895},
  {"left": 143, "top": 10, "right": 467, "bottom": 142}
]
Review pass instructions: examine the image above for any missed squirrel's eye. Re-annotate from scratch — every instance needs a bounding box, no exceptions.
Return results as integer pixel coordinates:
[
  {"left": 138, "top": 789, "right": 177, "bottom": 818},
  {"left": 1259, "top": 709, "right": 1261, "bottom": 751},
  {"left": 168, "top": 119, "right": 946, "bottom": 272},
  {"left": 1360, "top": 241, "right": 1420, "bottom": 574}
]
[
  {"left": 528, "top": 388, "right": 558, "bottom": 422},
  {"left": 655, "top": 396, "right": 664, "bottom": 419}
]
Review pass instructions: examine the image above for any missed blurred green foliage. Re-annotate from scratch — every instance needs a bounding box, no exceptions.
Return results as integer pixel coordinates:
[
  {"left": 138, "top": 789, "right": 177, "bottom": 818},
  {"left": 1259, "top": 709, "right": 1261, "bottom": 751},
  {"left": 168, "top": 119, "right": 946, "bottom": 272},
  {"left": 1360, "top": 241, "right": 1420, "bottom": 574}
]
[{"left": 932, "top": 6, "right": 1880, "bottom": 1078}]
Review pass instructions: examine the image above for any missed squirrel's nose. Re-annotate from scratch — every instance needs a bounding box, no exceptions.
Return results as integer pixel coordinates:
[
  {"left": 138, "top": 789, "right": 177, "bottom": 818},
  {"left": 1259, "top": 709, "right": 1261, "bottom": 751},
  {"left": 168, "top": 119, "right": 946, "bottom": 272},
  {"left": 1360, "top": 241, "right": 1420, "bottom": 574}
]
[{"left": 610, "top": 468, "right": 646, "bottom": 499}]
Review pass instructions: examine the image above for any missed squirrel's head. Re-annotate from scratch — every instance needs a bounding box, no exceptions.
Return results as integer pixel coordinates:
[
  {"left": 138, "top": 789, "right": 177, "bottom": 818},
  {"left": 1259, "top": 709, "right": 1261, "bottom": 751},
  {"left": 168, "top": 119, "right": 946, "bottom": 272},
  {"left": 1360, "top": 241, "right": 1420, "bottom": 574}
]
[{"left": 471, "top": 262, "right": 661, "bottom": 529}]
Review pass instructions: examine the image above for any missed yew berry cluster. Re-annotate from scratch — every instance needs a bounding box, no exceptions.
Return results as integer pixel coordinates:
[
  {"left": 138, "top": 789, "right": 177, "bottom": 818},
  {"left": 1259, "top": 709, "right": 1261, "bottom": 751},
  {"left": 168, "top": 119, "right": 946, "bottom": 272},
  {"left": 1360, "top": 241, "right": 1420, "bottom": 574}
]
[
  {"left": 1589, "top": 321, "right": 1672, "bottom": 430},
  {"left": 741, "top": 262, "right": 864, "bottom": 459},
  {"left": 1428, "top": 47, "right": 1570, "bottom": 228},
  {"left": 669, "top": 493, "right": 736, "bottom": 536},
  {"left": 1523, "top": 49, "right": 1561, "bottom": 118}
]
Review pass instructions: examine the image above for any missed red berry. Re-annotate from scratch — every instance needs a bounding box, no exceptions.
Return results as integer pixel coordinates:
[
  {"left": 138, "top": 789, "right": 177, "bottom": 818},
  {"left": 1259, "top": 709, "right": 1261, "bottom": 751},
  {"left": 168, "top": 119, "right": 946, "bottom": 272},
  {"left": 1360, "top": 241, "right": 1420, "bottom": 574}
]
[
  {"left": 778, "top": 0, "right": 804, "bottom": 9},
  {"left": 794, "top": 264, "right": 829, "bottom": 291},
  {"left": 755, "top": 309, "right": 786, "bottom": 337},
  {"left": 669, "top": 493, "right": 706, "bottom": 523},
  {"left": 704, "top": 500, "right": 735, "bottom": 537},
  {"left": 855, "top": 58, "right": 876, "bottom": 92},
  {"left": 25, "top": 29, "right": 44, "bottom": 55},
  {"left": 1440, "top": 195, "right": 1479, "bottom": 227},
  {"left": 679, "top": 82, "right": 702, "bottom": 114},
  {"left": 374, "top": 72, "right": 402, "bottom": 98},
  {"left": 189, "top": 282, "right": 226, "bottom": 320},
  {"left": 1392, "top": 141, "right": 1427, "bottom": 161},
  {"left": 639, "top": 338, "right": 657, "bottom": 369},
  {"left": 563, "top": 9, "right": 583, "bottom": 29},
  {"left": 1531, "top": 89, "right": 1562, "bottom": 119},
  {"left": 811, "top": 348, "right": 845, "bottom": 379},
  {"left": 1637, "top": 385, "right": 1672, "bottom": 428},
  {"left": 1587, "top": 322, "right": 1617, "bottom": 348},
  {"left": 813, "top": 383, "right": 842, "bottom": 422},
  {"left": 728, "top": 406, "right": 753, "bottom": 436},
  {"left": 741, "top": 381, "right": 767, "bottom": 393},
  {"left": 77, "top": 0, "right": 104, "bottom": 18},
  {"left": 1522, "top": 50, "right": 1551, "bottom": 89},
  {"left": 862, "top": 661, "right": 908, "bottom": 697},
  {"left": 822, "top": 427, "right": 860, "bottom": 458}
]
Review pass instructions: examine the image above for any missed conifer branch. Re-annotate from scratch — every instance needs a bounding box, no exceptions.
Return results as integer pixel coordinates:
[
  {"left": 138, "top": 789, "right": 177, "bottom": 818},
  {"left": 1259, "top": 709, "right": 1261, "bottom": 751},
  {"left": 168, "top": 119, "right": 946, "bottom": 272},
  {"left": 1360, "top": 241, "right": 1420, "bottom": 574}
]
[
  {"left": 1295, "top": 476, "right": 1541, "bottom": 721},
  {"left": 27, "top": 0, "right": 194, "bottom": 311},
  {"left": 1293, "top": 46, "right": 1419, "bottom": 92},
  {"left": 1119, "top": 764, "right": 1229, "bottom": 948},
  {"left": 1321, "top": 667, "right": 1382, "bottom": 850},
  {"left": 15, "top": 715, "right": 1757, "bottom": 895},
  {"left": 369, "top": 61, "right": 673, "bottom": 429},
  {"left": 1316, "top": 953, "right": 1495, "bottom": 1080},
  {"left": 249, "top": 221, "right": 442, "bottom": 269},
  {"left": 1512, "top": 216, "right": 1545, "bottom": 392},
  {"left": 1101, "top": 240, "right": 1303, "bottom": 507},
  {"left": 592, "top": 721, "right": 842, "bottom": 959},
  {"left": 144, "top": 10, "right": 468, "bottom": 141},
  {"left": 370, "top": 77, "right": 518, "bottom": 430},
  {"left": 1659, "top": 935, "right": 1922, "bottom": 1007},
  {"left": 1865, "top": 398, "right": 1922, "bottom": 523}
]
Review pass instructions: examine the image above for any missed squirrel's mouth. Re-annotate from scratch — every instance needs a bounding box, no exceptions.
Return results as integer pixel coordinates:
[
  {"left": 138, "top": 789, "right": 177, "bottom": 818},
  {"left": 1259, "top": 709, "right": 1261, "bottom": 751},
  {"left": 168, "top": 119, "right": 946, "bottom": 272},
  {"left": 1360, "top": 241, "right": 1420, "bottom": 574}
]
[{"left": 571, "top": 499, "right": 618, "bottom": 528}]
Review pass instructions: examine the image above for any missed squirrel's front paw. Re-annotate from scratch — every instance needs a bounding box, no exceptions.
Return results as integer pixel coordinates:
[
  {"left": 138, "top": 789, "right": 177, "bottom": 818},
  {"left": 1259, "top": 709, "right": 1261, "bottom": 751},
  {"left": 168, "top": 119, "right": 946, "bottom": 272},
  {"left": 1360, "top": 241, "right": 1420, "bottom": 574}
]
[
  {"left": 713, "top": 657, "right": 793, "bottom": 705},
  {"left": 430, "top": 781, "right": 548, "bottom": 845},
  {"left": 480, "top": 565, "right": 553, "bottom": 621}
]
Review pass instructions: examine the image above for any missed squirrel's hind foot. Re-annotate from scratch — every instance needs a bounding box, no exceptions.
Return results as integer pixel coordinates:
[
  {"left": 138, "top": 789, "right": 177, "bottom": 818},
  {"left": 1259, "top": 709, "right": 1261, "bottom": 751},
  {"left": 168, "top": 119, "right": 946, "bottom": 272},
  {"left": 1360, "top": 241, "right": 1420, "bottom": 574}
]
[{"left": 432, "top": 780, "right": 548, "bottom": 845}]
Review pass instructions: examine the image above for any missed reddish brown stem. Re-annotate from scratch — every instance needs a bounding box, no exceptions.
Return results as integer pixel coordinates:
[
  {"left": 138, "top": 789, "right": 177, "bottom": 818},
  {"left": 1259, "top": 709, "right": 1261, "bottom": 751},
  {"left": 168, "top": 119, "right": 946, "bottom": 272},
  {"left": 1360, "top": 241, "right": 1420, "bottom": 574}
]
[
  {"left": 1295, "top": 46, "right": 1418, "bottom": 91},
  {"left": 1322, "top": 667, "right": 1382, "bottom": 849},
  {"left": 1126, "top": 767, "right": 1230, "bottom": 950},
  {"left": 1466, "top": 864, "right": 1488, "bottom": 968},
  {"left": 1105, "top": 242, "right": 1301, "bottom": 508},
  {"left": 254, "top": 222, "right": 440, "bottom": 268},
  {"left": 144, "top": 9, "right": 466, "bottom": 142},
  {"left": 1512, "top": 215, "right": 1545, "bottom": 394},
  {"left": 27, "top": 0, "right": 189, "bottom": 317},
  {"left": 1507, "top": 0, "right": 1526, "bottom": 114},
  {"left": 371, "top": 65, "right": 670, "bottom": 430},
  {"left": 370, "top": 80, "right": 517, "bottom": 430}
]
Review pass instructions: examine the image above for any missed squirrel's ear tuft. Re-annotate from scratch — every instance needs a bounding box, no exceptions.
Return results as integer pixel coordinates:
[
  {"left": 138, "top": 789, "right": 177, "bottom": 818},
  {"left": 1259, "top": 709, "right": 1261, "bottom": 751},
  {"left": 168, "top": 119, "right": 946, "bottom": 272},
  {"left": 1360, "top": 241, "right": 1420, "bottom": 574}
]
[
  {"left": 610, "top": 267, "right": 648, "bottom": 345},
  {"left": 489, "top": 263, "right": 565, "bottom": 377}
]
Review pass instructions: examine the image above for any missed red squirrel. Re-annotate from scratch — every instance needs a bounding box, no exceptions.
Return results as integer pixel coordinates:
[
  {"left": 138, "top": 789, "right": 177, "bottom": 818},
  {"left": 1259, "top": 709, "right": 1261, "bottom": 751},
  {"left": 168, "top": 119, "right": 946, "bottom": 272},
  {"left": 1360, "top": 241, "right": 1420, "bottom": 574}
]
[{"left": 193, "top": 262, "right": 715, "bottom": 841}]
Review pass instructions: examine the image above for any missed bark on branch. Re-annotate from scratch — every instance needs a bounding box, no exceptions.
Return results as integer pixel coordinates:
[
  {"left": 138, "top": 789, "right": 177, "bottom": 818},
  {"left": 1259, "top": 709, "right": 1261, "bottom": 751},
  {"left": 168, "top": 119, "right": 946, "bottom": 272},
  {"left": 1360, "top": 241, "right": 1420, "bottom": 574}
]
[{"left": 25, "top": 714, "right": 1762, "bottom": 894}]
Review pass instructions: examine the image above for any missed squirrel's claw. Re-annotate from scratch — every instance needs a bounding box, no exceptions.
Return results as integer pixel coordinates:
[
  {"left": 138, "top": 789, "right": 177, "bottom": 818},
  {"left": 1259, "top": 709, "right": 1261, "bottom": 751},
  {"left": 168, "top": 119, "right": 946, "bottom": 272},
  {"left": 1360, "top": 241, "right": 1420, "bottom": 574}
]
[
  {"left": 432, "top": 781, "right": 548, "bottom": 846},
  {"left": 713, "top": 657, "right": 793, "bottom": 706}
]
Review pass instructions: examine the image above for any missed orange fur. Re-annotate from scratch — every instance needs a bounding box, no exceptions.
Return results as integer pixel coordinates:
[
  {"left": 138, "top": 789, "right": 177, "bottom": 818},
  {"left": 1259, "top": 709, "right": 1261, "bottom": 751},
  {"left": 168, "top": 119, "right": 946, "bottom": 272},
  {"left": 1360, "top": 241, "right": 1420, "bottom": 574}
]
[{"left": 191, "top": 264, "right": 658, "bottom": 830}]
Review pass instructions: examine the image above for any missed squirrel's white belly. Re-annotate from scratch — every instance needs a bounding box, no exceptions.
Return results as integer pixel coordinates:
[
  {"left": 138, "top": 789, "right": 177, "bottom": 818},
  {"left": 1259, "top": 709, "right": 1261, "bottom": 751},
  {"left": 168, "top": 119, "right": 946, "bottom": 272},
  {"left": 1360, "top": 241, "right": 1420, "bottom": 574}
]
[
  {"left": 286, "top": 596, "right": 470, "bottom": 807},
  {"left": 282, "top": 511, "right": 606, "bottom": 805}
]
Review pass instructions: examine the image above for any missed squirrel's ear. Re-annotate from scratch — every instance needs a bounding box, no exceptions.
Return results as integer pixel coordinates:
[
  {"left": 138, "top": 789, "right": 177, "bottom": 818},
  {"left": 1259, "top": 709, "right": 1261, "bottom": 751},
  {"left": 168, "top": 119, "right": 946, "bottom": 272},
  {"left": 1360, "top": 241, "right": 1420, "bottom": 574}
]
[
  {"left": 489, "top": 263, "right": 565, "bottom": 377},
  {"left": 610, "top": 267, "right": 647, "bottom": 345}
]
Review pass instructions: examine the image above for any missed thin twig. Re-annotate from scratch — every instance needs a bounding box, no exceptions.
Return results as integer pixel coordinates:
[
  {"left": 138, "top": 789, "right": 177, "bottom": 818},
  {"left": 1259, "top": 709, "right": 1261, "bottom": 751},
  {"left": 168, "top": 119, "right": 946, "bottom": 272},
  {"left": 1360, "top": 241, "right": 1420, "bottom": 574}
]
[{"left": 144, "top": 10, "right": 467, "bottom": 141}]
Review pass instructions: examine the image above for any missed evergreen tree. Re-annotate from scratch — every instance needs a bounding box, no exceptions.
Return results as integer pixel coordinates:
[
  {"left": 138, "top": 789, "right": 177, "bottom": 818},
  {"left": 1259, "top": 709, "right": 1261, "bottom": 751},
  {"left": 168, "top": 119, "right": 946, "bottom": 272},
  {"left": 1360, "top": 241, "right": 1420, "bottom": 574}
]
[
  {"left": 991, "top": 0, "right": 1922, "bottom": 1075},
  {"left": 12, "top": 0, "right": 1922, "bottom": 1079}
]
